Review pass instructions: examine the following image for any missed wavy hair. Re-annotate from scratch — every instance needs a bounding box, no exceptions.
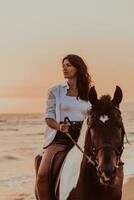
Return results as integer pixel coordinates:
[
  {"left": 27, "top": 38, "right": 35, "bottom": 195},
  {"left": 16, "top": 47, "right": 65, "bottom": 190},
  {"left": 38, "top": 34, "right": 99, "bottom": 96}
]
[{"left": 62, "top": 54, "right": 92, "bottom": 101}]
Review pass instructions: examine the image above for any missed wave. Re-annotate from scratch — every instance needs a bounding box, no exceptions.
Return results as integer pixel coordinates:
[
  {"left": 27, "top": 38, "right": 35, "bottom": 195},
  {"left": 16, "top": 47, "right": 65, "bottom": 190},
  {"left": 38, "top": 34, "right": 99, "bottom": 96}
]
[
  {"left": 0, "top": 128, "right": 19, "bottom": 131},
  {"left": 0, "top": 155, "right": 19, "bottom": 161},
  {"left": 0, "top": 120, "right": 7, "bottom": 123},
  {"left": 36, "top": 132, "right": 44, "bottom": 135},
  {"left": 127, "top": 132, "right": 134, "bottom": 135},
  {"left": 23, "top": 132, "right": 44, "bottom": 136}
]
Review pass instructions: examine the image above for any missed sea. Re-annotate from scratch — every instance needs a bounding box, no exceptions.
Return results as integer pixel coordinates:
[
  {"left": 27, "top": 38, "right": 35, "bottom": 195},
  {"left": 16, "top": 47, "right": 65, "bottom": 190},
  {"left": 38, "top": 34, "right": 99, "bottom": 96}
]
[{"left": 0, "top": 102, "right": 134, "bottom": 200}]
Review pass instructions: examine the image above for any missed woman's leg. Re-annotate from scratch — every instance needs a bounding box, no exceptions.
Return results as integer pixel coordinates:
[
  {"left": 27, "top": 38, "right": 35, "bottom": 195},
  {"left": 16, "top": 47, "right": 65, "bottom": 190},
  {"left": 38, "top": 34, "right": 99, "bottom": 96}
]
[{"left": 36, "top": 144, "right": 66, "bottom": 200}]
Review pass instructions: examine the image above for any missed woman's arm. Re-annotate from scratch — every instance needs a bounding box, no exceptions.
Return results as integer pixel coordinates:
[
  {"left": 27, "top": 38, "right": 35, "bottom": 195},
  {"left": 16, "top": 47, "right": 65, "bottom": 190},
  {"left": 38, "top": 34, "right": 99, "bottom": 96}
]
[
  {"left": 44, "top": 88, "right": 70, "bottom": 133},
  {"left": 45, "top": 118, "right": 70, "bottom": 133},
  {"left": 45, "top": 118, "right": 60, "bottom": 131}
]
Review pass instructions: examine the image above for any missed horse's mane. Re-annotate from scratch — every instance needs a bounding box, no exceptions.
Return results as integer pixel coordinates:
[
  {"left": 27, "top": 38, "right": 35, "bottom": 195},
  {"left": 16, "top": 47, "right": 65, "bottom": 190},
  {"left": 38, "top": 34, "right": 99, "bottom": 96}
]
[
  {"left": 92, "top": 95, "right": 113, "bottom": 116},
  {"left": 99, "top": 95, "right": 111, "bottom": 105}
]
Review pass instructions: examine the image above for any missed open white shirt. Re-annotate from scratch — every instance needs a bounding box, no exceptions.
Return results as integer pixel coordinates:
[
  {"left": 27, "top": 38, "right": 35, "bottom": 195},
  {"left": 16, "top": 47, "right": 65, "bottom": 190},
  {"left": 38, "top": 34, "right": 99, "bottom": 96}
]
[
  {"left": 60, "top": 95, "right": 89, "bottom": 122},
  {"left": 44, "top": 82, "right": 91, "bottom": 147}
]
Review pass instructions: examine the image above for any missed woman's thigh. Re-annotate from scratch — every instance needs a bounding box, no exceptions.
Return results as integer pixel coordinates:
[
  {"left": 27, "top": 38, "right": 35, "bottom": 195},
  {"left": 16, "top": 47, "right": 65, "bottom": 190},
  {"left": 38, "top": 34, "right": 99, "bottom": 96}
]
[{"left": 37, "top": 144, "right": 66, "bottom": 177}]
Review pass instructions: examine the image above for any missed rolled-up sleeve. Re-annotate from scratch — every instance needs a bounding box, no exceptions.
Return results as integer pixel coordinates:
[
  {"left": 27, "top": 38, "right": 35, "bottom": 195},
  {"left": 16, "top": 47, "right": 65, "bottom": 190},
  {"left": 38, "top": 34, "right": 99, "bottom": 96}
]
[{"left": 44, "top": 89, "right": 56, "bottom": 120}]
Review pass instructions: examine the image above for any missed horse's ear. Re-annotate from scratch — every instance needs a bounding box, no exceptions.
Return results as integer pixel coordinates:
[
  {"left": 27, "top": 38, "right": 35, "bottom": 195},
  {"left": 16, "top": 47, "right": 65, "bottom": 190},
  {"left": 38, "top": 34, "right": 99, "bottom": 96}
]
[
  {"left": 88, "top": 86, "right": 98, "bottom": 105},
  {"left": 112, "top": 86, "right": 123, "bottom": 107}
]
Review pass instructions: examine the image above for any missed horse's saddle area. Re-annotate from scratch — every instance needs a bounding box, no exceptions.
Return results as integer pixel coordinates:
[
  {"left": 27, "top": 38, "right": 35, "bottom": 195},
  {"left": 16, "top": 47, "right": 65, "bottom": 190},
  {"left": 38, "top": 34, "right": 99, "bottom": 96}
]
[
  {"left": 34, "top": 146, "right": 71, "bottom": 199},
  {"left": 50, "top": 147, "right": 70, "bottom": 198}
]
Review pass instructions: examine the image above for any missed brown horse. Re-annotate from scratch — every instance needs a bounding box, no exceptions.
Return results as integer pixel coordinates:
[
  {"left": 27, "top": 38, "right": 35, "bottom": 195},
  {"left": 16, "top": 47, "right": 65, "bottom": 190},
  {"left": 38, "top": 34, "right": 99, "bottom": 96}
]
[{"left": 58, "top": 86, "right": 125, "bottom": 200}]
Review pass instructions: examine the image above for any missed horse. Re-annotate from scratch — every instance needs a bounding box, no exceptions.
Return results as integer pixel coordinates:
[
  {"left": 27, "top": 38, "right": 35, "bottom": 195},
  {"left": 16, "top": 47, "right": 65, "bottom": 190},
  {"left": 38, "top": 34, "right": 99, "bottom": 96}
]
[{"left": 58, "top": 86, "right": 125, "bottom": 200}]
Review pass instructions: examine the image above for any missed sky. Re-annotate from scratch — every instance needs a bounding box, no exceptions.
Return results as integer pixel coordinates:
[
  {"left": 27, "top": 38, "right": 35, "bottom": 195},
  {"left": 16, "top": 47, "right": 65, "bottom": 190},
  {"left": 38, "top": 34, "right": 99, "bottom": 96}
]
[{"left": 0, "top": 0, "right": 134, "bottom": 113}]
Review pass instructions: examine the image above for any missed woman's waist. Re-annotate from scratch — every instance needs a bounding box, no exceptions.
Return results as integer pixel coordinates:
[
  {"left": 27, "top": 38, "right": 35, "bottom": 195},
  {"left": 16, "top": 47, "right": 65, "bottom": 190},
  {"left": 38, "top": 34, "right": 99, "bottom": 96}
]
[
  {"left": 60, "top": 111, "right": 86, "bottom": 122},
  {"left": 60, "top": 120, "right": 83, "bottom": 131},
  {"left": 60, "top": 120, "right": 83, "bottom": 126}
]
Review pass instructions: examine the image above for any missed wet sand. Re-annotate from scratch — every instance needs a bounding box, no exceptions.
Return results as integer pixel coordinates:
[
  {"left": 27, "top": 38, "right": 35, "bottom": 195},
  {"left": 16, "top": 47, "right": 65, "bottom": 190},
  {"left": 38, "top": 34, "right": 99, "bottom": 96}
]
[
  {"left": 2, "top": 177, "right": 134, "bottom": 200},
  {"left": 122, "top": 177, "right": 134, "bottom": 200},
  {"left": 0, "top": 113, "right": 133, "bottom": 200}
]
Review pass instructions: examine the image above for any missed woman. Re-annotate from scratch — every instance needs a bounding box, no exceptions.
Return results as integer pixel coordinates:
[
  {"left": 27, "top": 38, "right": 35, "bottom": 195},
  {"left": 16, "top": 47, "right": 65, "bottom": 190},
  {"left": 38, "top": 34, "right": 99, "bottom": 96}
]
[{"left": 36, "top": 54, "right": 92, "bottom": 200}]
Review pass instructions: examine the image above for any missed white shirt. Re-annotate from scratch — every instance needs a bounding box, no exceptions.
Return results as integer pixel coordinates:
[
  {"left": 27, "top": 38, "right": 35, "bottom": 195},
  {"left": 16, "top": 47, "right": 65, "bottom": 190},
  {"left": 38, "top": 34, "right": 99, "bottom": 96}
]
[
  {"left": 44, "top": 82, "right": 91, "bottom": 147},
  {"left": 60, "top": 95, "right": 90, "bottom": 121}
]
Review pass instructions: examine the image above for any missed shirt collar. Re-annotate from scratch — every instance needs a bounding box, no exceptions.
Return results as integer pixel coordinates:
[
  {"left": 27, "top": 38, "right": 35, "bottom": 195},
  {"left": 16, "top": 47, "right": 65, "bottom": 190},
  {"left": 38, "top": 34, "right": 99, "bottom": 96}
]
[{"left": 61, "top": 81, "right": 69, "bottom": 89}]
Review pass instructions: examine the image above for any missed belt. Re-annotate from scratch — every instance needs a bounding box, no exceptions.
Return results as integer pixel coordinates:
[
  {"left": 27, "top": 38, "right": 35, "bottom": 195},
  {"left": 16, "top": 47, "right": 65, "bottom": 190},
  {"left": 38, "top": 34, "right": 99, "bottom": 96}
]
[
  {"left": 60, "top": 121, "right": 83, "bottom": 125},
  {"left": 60, "top": 121, "right": 83, "bottom": 131}
]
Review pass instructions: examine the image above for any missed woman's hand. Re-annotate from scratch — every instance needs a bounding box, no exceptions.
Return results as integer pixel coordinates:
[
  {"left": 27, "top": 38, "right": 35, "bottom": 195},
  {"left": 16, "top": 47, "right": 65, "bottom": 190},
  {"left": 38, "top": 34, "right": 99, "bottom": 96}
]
[
  {"left": 45, "top": 118, "right": 70, "bottom": 133},
  {"left": 59, "top": 123, "right": 70, "bottom": 133}
]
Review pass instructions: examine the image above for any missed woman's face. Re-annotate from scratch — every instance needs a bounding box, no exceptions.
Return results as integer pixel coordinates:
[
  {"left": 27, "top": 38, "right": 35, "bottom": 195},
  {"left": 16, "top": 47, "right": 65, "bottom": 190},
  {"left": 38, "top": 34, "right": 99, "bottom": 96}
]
[{"left": 62, "top": 59, "right": 77, "bottom": 79}]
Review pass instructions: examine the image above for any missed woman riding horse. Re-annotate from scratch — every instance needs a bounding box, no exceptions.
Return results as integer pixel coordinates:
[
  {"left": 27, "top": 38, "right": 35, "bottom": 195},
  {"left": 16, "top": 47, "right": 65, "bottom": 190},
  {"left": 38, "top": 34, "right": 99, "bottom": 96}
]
[{"left": 35, "top": 54, "right": 92, "bottom": 200}]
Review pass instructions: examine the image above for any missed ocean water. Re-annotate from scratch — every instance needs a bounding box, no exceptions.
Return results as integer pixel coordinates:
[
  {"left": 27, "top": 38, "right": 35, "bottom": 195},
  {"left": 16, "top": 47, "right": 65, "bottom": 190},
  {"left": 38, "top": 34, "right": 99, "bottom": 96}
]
[
  {"left": 0, "top": 102, "right": 134, "bottom": 199},
  {"left": 0, "top": 113, "right": 44, "bottom": 200},
  {"left": 121, "top": 103, "right": 134, "bottom": 178}
]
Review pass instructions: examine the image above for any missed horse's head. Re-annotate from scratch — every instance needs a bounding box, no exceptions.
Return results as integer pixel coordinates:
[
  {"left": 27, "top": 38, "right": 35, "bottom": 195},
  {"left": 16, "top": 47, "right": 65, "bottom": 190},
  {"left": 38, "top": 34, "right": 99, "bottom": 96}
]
[{"left": 85, "top": 86, "right": 125, "bottom": 185}]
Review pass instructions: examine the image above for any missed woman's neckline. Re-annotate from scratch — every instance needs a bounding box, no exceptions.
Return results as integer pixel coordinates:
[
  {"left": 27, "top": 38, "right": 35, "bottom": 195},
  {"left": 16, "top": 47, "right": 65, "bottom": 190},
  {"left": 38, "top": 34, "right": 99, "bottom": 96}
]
[{"left": 65, "top": 95, "right": 78, "bottom": 98}]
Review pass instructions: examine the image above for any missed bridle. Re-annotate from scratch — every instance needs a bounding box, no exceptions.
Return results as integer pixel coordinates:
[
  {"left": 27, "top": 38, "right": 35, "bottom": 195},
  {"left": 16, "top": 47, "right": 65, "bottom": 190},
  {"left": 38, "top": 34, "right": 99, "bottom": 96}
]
[
  {"left": 64, "top": 117, "right": 96, "bottom": 166},
  {"left": 88, "top": 142, "right": 124, "bottom": 168},
  {"left": 86, "top": 107, "right": 125, "bottom": 169},
  {"left": 64, "top": 107, "right": 125, "bottom": 169}
]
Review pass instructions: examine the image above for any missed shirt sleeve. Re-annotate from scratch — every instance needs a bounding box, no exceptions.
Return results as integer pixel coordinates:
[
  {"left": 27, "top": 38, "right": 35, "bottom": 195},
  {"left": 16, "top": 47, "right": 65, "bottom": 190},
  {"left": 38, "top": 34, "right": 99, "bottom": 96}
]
[{"left": 44, "top": 88, "right": 56, "bottom": 120}]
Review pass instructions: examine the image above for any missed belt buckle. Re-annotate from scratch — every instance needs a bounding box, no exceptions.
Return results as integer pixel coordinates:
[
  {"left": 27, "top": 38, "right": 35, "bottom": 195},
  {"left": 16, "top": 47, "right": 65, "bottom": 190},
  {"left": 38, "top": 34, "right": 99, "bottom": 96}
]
[{"left": 72, "top": 121, "right": 76, "bottom": 125}]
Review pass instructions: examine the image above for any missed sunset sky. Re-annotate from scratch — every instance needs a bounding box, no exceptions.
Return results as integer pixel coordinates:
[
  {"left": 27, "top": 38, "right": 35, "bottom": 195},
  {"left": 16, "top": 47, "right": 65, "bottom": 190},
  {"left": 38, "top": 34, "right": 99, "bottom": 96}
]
[{"left": 0, "top": 0, "right": 134, "bottom": 113}]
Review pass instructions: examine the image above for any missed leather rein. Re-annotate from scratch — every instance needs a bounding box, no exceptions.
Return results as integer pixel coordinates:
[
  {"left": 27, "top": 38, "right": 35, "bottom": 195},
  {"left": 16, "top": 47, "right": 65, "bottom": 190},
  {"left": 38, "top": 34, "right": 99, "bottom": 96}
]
[
  {"left": 64, "top": 117, "right": 96, "bottom": 166},
  {"left": 64, "top": 115, "right": 124, "bottom": 168}
]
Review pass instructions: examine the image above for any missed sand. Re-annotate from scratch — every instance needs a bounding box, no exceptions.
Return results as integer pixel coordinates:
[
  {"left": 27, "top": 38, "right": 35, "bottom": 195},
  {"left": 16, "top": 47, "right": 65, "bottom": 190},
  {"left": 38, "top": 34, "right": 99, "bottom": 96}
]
[
  {"left": 3, "top": 177, "right": 134, "bottom": 200},
  {"left": 0, "top": 149, "right": 134, "bottom": 200},
  {"left": 0, "top": 113, "right": 133, "bottom": 200},
  {"left": 122, "top": 177, "right": 134, "bottom": 200}
]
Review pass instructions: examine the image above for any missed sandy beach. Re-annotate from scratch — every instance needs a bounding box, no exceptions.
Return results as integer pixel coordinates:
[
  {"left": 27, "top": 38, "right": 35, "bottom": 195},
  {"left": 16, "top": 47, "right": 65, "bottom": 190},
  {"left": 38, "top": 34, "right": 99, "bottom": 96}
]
[
  {"left": 0, "top": 111, "right": 134, "bottom": 200},
  {"left": 3, "top": 178, "right": 134, "bottom": 200},
  {"left": 1, "top": 152, "right": 134, "bottom": 200},
  {"left": 122, "top": 177, "right": 134, "bottom": 200},
  {"left": 1, "top": 154, "right": 134, "bottom": 200}
]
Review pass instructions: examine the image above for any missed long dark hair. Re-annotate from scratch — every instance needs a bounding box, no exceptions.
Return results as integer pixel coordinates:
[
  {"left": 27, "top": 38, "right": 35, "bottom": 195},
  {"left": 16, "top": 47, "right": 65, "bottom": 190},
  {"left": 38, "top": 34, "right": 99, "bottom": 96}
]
[{"left": 62, "top": 54, "right": 92, "bottom": 101}]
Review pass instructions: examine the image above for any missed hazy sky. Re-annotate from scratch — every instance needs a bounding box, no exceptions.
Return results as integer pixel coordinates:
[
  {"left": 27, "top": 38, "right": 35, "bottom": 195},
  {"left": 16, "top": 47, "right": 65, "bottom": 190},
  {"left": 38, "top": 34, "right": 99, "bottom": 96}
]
[{"left": 0, "top": 0, "right": 134, "bottom": 113}]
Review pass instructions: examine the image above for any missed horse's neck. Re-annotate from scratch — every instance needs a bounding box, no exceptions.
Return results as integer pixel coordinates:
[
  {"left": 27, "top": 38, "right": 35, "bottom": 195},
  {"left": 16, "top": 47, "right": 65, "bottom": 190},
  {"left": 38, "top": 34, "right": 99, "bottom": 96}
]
[
  {"left": 75, "top": 117, "right": 95, "bottom": 184},
  {"left": 76, "top": 156, "right": 98, "bottom": 195}
]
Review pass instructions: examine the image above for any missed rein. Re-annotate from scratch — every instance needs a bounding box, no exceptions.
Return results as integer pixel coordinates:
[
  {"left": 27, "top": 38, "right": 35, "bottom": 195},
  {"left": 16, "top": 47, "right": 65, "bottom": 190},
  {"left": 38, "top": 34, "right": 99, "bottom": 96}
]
[
  {"left": 66, "top": 131, "right": 96, "bottom": 165},
  {"left": 89, "top": 143, "right": 124, "bottom": 169},
  {"left": 64, "top": 116, "right": 124, "bottom": 169},
  {"left": 64, "top": 117, "right": 96, "bottom": 166},
  {"left": 86, "top": 112, "right": 125, "bottom": 169}
]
